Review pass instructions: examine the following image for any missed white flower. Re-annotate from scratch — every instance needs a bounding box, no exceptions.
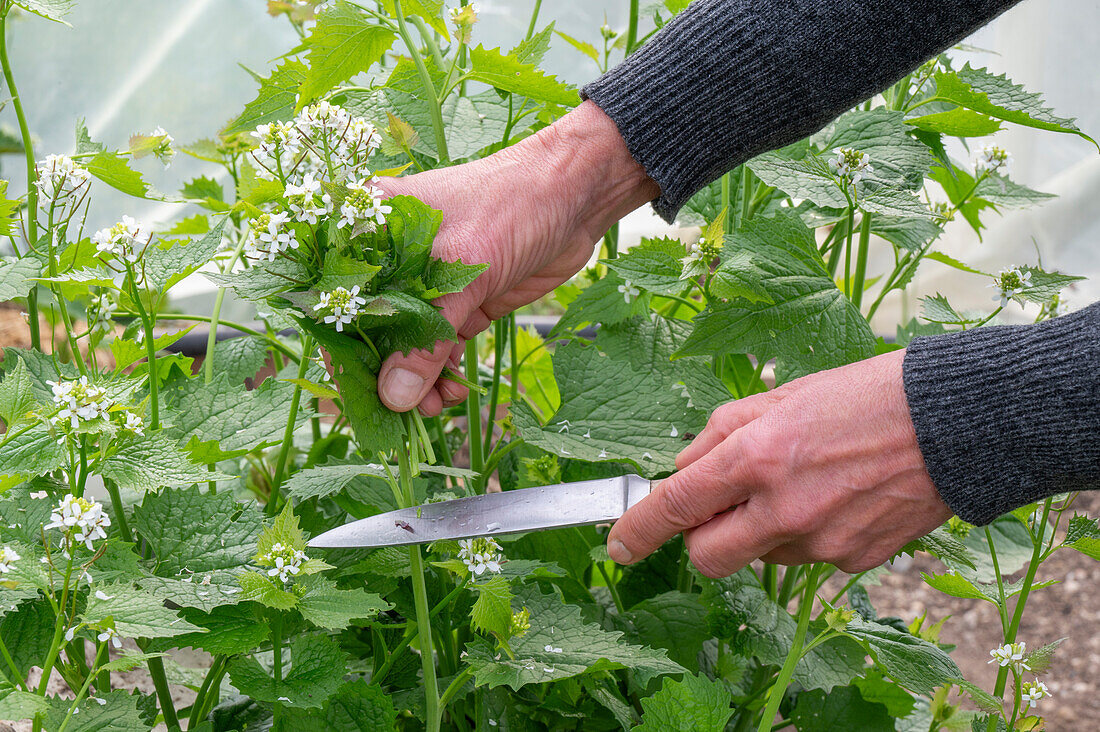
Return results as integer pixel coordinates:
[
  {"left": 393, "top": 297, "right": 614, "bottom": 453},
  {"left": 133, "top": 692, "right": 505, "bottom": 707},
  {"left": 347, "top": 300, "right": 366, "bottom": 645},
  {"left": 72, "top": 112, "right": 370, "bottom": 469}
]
[
  {"left": 1021, "top": 678, "right": 1050, "bottom": 711},
  {"left": 457, "top": 537, "right": 503, "bottom": 576},
  {"left": 92, "top": 215, "right": 151, "bottom": 264},
  {"left": 337, "top": 177, "right": 391, "bottom": 232},
  {"left": 989, "top": 267, "right": 1032, "bottom": 307},
  {"left": 121, "top": 410, "right": 145, "bottom": 436},
  {"left": 64, "top": 626, "right": 77, "bottom": 642},
  {"left": 260, "top": 542, "right": 308, "bottom": 584},
  {"left": 284, "top": 173, "right": 333, "bottom": 225},
  {"left": 974, "top": 145, "right": 1012, "bottom": 175},
  {"left": 250, "top": 121, "right": 300, "bottom": 178},
  {"left": 0, "top": 546, "right": 20, "bottom": 574},
  {"left": 47, "top": 376, "right": 114, "bottom": 430},
  {"left": 97, "top": 627, "right": 123, "bottom": 650},
  {"left": 244, "top": 211, "right": 300, "bottom": 262},
  {"left": 88, "top": 291, "right": 117, "bottom": 335},
  {"left": 617, "top": 280, "right": 640, "bottom": 304},
  {"left": 34, "top": 154, "right": 91, "bottom": 204},
  {"left": 313, "top": 285, "right": 367, "bottom": 333},
  {"left": 988, "top": 641, "right": 1030, "bottom": 672},
  {"left": 94, "top": 590, "right": 115, "bottom": 601},
  {"left": 44, "top": 494, "right": 112, "bottom": 551},
  {"left": 828, "top": 147, "right": 873, "bottom": 186}
]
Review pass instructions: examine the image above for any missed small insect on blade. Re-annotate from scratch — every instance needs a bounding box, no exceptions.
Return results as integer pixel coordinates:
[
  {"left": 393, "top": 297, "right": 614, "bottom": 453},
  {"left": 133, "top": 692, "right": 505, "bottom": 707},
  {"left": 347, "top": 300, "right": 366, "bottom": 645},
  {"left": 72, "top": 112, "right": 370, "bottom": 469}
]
[{"left": 395, "top": 520, "right": 414, "bottom": 533}]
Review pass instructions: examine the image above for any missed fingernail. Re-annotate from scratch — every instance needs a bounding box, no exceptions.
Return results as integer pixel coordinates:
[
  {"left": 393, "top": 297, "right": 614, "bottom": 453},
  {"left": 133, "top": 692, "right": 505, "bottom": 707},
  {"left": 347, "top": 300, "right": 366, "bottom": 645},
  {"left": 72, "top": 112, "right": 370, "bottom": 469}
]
[
  {"left": 382, "top": 368, "right": 425, "bottom": 410},
  {"left": 607, "top": 539, "right": 633, "bottom": 565}
]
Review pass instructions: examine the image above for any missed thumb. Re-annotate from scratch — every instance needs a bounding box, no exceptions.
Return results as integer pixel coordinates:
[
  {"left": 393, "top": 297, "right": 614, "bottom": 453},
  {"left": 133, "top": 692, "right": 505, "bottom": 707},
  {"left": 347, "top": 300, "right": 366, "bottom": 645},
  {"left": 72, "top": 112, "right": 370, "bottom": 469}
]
[{"left": 377, "top": 289, "right": 486, "bottom": 412}]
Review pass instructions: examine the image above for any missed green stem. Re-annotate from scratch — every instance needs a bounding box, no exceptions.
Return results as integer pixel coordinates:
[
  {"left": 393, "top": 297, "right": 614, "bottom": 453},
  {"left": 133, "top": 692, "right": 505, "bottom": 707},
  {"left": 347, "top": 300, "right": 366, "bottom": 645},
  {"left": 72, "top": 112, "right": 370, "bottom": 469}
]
[
  {"left": 0, "top": 634, "right": 26, "bottom": 691},
  {"left": 842, "top": 205, "right": 855, "bottom": 297},
  {"left": 757, "top": 564, "right": 823, "bottom": 732},
  {"left": 271, "top": 613, "right": 283, "bottom": 728},
  {"left": 525, "top": 0, "right": 543, "bottom": 39},
  {"left": 204, "top": 236, "right": 249, "bottom": 383},
  {"left": 851, "top": 211, "right": 872, "bottom": 308},
  {"left": 625, "top": 0, "right": 640, "bottom": 54},
  {"left": 597, "top": 562, "right": 625, "bottom": 614},
  {"left": 409, "top": 15, "right": 445, "bottom": 73},
  {"left": 740, "top": 165, "right": 754, "bottom": 224},
  {"left": 57, "top": 642, "right": 106, "bottom": 732},
  {"left": 439, "top": 667, "right": 475, "bottom": 710},
  {"left": 392, "top": 0, "right": 449, "bottom": 163},
  {"left": 268, "top": 335, "right": 312, "bottom": 516},
  {"left": 0, "top": 6, "right": 40, "bottom": 350},
  {"left": 603, "top": 221, "right": 619, "bottom": 259},
  {"left": 721, "top": 170, "right": 733, "bottom": 233},
  {"left": 400, "top": 440, "right": 441, "bottom": 732},
  {"left": 465, "top": 338, "right": 484, "bottom": 485},
  {"left": 128, "top": 271, "right": 160, "bottom": 428},
  {"left": 187, "top": 656, "right": 225, "bottom": 729},
  {"left": 987, "top": 499, "right": 1053, "bottom": 731},
  {"left": 762, "top": 564, "right": 778, "bottom": 600},
  {"left": 114, "top": 311, "right": 299, "bottom": 362},
  {"left": 146, "top": 654, "right": 180, "bottom": 731},
  {"left": 104, "top": 479, "right": 133, "bottom": 544},
  {"left": 508, "top": 313, "right": 518, "bottom": 406},
  {"left": 482, "top": 320, "right": 505, "bottom": 459},
  {"left": 372, "top": 582, "right": 467, "bottom": 685}
]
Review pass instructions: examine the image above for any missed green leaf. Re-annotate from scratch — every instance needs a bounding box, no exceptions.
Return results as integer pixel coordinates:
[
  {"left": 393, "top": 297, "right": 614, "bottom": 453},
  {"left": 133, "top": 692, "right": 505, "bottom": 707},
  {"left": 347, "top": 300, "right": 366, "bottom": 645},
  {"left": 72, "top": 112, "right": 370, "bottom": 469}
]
[
  {"left": 205, "top": 257, "right": 310, "bottom": 301},
  {"left": 421, "top": 257, "right": 488, "bottom": 298},
  {"left": 212, "top": 335, "right": 272, "bottom": 385},
  {"left": 300, "top": 2, "right": 397, "bottom": 104},
  {"left": 44, "top": 691, "right": 148, "bottom": 732},
  {"left": 815, "top": 108, "right": 936, "bottom": 188},
  {"left": 282, "top": 679, "right": 398, "bottom": 732},
  {"left": 379, "top": 0, "right": 448, "bottom": 37},
  {"left": 135, "top": 574, "right": 246, "bottom": 613},
  {"left": 0, "top": 256, "right": 40, "bottom": 301},
  {"left": 1017, "top": 265, "right": 1086, "bottom": 304},
  {"left": 844, "top": 616, "right": 961, "bottom": 696},
  {"left": 465, "top": 584, "right": 683, "bottom": 691},
  {"left": 467, "top": 45, "right": 578, "bottom": 107},
  {"left": 101, "top": 432, "right": 227, "bottom": 492},
  {"left": 1023, "top": 638, "right": 1064, "bottom": 674},
  {"left": 0, "top": 357, "right": 38, "bottom": 430},
  {"left": 357, "top": 291, "right": 456, "bottom": 356},
  {"left": 297, "top": 576, "right": 391, "bottom": 630},
  {"left": 0, "top": 599, "right": 53, "bottom": 676},
  {"left": 933, "top": 65, "right": 1097, "bottom": 147},
  {"left": 379, "top": 195, "right": 443, "bottom": 284},
  {"left": 238, "top": 571, "right": 300, "bottom": 611},
  {"left": 514, "top": 318, "right": 716, "bottom": 476},
  {"left": 511, "top": 22, "right": 555, "bottom": 65},
  {"left": 921, "top": 572, "right": 996, "bottom": 602},
  {"left": 871, "top": 216, "right": 942, "bottom": 252},
  {"left": 151, "top": 603, "right": 269, "bottom": 656},
  {"left": 853, "top": 671, "right": 918, "bottom": 718},
  {"left": 603, "top": 237, "right": 688, "bottom": 296},
  {"left": 919, "top": 294, "right": 980, "bottom": 326},
  {"left": 905, "top": 108, "right": 1003, "bottom": 137},
  {"left": 297, "top": 318, "right": 403, "bottom": 454},
  {"left": 143, "top": 217, "right": 228, "bottom": 291},
  {"left": 85, "top": 151, "right": 159, "bottom": 200},
  {"left": 554, "top": 272, "right": 652, "bottom": 333},
  {"left": 0, "top": 424, "right": 66, "bottom": 481},
  {"left": 13, "top": 0, "right": 73, "bottom": 24},
  {"left": 974, "top": 174, "right": 1055, "bottom": 210},
  {"left": 181, "top": 176, "right": 225, "bottom": 208},
  {"left": 133, "top": 485, "right": 266, "bottom": 574},
  {"left": 316, "top": 250, "right": 382, "bottom": 294},
  {"left": 110, "top": 326, "right": 196, "bottom": 371},
  {"left": 164, "top": 372, "right": 312, "bottom": 461},
  {"left": 1065, "top": 514, "right": 1100, "bottom": 560},
  {"left": 789, "top": 686, "right": 894, "bottom": 731},
  {"left": 99, "top": 651, "right": 169, "bottom": 674},
  {"left": 228, "top": 633, "right": 348, "bottom": 708},
  {"left": 924, "top": 251, "right": 988, "bottom": 276},
  {"left": 225, "top": 60, "right": 308, "bottom": 135},
  {"left": 0, "top": 689, "right": 49, "bottom": 722},
  {"left": 710, "top": 249, "right": 774, "bottom": 304},
  {"left": 620, "top": 591, "right": 708, "bottom": 671},
  {"left": 285, "top": 461, "right": 388, "bottom": 501},
  {"left": 903, "top": 527, "right": 976, "bottom": 571},
  {"left": 676, "top": 212, "right": 876, "bottom": 382},
  {"left": 635, "top": 673, "right": 733, "bottom": 732},
  {"left": 82, "top": 582, "right": 205, "bottom": 638},
  {"left": 470, "top": 575, "right": 515, "bottom": 637},
  {"left": 954, "top": 678, "right": 1004, "bottom": 714},
  {"left": 554, "top": 30, "right": 599, "bottom": 63}
]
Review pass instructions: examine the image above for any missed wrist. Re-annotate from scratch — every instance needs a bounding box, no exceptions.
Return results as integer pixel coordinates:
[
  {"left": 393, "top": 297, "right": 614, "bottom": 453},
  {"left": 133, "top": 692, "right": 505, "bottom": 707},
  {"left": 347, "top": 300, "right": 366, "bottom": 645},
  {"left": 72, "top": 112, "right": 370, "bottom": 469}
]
[{"left": 514, "top": 100, "right": 660, "bottom": 234}]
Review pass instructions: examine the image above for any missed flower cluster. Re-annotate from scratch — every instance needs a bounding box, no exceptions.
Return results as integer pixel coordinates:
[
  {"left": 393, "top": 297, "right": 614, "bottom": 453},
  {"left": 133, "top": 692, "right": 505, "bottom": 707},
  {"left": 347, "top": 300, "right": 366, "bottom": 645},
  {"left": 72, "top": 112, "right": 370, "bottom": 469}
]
[
  {"left": 87, "top": 291, "right": 118, "bottom": 336},
  {"left": 975, "top": 145, "right": 1012, "bottom": 175},
  {"left": 285, "top": 173, "right": 333, "bottom": 225},
  {"left": 34, "top": 154, "right": 91, "bottom": 204},
  {"left": 990, "top": 267, "right": 1032, "bottom": 307},
  {"left": 828, "top": 147, "right": 873, "bottom": 186},
  {"left": 260, "top": 542, "right": 308, "bottom": 584},
  {"left": 313, "top": 285, "right": 367, "bottom": 333},
  {"left": 0, "top": 546, "right": 21, "bottom": 574},
  {"left": 1021, "top": 678, "right": 1050, "bottom": 712},
  {"left": 45, "top": 495, "right": 112, "bottom": 552},
  {"left": 458, "top": 537, "right": 504, "bottom": 576},
  {"left": 120, "top": 410, "right": 146, "bottom": 436},
  {"left": 338, "top": 177, "right": 391, "bottom": 234},
  {"left": 145, "top": 126, "right": 175, "bottom": 166},
  {"left": 683, "top": 235, "right": 723, "bottom": 266},
  {"left": 92, "top": 216, "right": 151, "bottom": 265},
  {"left": 97, "top": 626, "right": 123, "bottom": 650},
  {"left": 509, "top": 607, "right": 530, "bottom": 638},
  {"left": 449, "top": 3, "right": 478, "bottom": 43},
  {"left": 249, "top": 101, "right": 382, "bottom": 186},
  {"left": 47, "top": 376, "right": 113, "bottom": 430},
  {"left": 988, "top": 641, "right": 1030, "bottom": 672},
  {"left": 245, "top": 211, "right": 300, "bottom": 262}
]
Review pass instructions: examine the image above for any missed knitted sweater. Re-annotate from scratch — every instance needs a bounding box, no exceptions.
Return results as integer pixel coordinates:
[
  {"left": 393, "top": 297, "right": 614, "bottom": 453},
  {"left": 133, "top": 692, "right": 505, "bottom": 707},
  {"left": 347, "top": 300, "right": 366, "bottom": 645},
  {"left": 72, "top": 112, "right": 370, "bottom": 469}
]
[{"left": 583, "top": 0, "right": 1100, "bottom": 524}]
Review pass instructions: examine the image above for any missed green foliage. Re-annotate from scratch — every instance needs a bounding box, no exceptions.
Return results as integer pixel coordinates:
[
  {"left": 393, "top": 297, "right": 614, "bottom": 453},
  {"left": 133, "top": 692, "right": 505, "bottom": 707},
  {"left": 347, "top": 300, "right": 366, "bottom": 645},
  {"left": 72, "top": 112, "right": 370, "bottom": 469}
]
[
  {"left": 634, "top": 673, "right": 733, "bottom": 731},
  {"left": 82, "top": 583, "right": 205, "bottom": 638},
  {"left": 299, "top": 2, "right": 397, "bottom": 105},
  {"left": 467, "top": 45, "right": 578, "bottom": 107},
  {"left": 228, "top": 633, "right": 349, "bottom": 708},
  {"left": 225, "top": 60, "right": 308, "bottom": 135}
]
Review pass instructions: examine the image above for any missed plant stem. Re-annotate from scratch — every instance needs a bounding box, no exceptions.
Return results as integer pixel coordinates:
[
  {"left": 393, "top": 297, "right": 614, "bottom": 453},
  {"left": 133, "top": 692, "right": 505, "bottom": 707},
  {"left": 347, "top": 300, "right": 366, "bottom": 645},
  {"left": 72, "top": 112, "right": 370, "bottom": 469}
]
[
  {"left": 483, "top": 320, "right": 505, "bottom": 459},
  {"left": 0, "top": 634, "right": 26, "bottom": 691},
  {"left": 465, "top": 338, "right": 484, "bottom": 485},
  {"left": 525, "top": 0, "right": 543, "bottom": 39},
  {"left": 740, "top": 165, "right": 754, "bottom": 224},
  {"left": 271, "top": 612, "right": 283, "bottom": 728},
  {"left": 187, "top": 656, "right": 225, "bottom": 729},
  {"left": 597, "top": 562, "right": 625, "bottom": 613},
  {"left": 603, "top": 221, "right": 619, "bottom": 259},
  {"left": 0, "top": 7, "right": 40, "bottom": 349},
  {"left": 439, "top": 667, "right": 475, "bottom": 710},
  {"left": 762, "top": 563, "right": 778, "bottom": 600},
  {"left": 400, "top": 439, "right": 441, "bottom": 732},
  {"left": 625, "top": 0, "right": 640, "bottom": 54},
  {"left": 721, "top": 171, "right": 732, "bottom": 233},
  {"left": 986, "top": 499, "right": 1053, "bottom": 732},
  {"left": 146, "top": 654, "right": 180, "bottom": 730},
  {"left": 104, "top": 479, "right": 133, "bottom": 544},
  {"left": 392, "top": 0, "right": 449, "bottom": 163},
  {"left": 204, "top": 236, "right": 248, "bottom": 383},
  {"left": 842, "top": 205, "right": 855, "bottom": 297},
  {"left": 128, "top": 272, "right": 160, "bottom": 428},
  {"left": 508, "top": 313, "right": 518, "bottom": 405},
  {"left": 268, "top": 335, "right": 313, "bottom": 516},
  {"left": 757, "top": 563, "right": 822, "bottom": 732},
  {"left": 851, "top": 211, "right": 872, "bottom": 308},
  {"left": 57, "top": 642, "right": 106, "bottom": 732}
]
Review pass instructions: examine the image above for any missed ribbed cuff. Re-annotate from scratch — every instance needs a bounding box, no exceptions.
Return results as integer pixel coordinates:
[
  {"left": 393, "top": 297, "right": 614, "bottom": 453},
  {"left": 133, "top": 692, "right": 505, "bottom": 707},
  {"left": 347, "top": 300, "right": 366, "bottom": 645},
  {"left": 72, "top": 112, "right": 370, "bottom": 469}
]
[{"left": 903, "top": 302, "right": 1100, "bottom": 525}]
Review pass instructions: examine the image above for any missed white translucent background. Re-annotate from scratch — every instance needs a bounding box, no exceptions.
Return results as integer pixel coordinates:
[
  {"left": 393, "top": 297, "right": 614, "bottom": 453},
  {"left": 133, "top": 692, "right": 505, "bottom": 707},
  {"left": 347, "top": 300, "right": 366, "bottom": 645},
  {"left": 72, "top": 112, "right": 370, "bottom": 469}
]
[{"left": 2, "top": 0, "right": 1096, "bottom": 325}]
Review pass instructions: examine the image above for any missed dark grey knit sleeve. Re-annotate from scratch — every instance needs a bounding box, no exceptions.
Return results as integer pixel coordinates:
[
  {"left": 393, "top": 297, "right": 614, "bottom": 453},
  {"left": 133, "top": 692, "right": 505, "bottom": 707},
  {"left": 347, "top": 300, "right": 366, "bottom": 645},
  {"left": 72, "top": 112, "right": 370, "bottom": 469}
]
[
  {"left": 903, "top": 303, "right": 1100, "bottom": 525},
  {"left": 583, "top": 0, "right": 1021, "bottom": 222}
]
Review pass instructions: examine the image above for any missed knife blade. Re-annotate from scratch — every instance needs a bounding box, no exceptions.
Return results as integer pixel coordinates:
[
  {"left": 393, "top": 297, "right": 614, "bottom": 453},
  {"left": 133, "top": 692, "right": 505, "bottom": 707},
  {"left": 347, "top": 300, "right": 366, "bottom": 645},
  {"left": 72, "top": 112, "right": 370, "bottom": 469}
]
[{"left": 307, "top": 474, "right": 653, "bottom": 549}]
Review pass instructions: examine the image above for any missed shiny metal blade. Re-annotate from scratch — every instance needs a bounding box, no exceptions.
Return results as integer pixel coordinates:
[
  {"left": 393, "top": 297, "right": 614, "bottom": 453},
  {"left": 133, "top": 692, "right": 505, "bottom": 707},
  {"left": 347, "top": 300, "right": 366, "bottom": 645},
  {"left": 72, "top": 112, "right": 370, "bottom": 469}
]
[{"left": 307, "top": 474, "right": 652, "bottom": 549}]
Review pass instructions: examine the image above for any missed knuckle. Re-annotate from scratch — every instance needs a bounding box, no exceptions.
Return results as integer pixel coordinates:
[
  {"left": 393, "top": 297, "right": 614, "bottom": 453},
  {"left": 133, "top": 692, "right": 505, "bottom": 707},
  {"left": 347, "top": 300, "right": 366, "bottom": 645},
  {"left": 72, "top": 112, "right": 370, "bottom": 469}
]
[
  {"left": 733, "top": 428, "right": 778, "bottom": 485},
  {"left": 688, "top": 545, "right": 728, "bottom": 579},
  {"left": 655, "top": 481, "right": 702, "bottom": 530}
]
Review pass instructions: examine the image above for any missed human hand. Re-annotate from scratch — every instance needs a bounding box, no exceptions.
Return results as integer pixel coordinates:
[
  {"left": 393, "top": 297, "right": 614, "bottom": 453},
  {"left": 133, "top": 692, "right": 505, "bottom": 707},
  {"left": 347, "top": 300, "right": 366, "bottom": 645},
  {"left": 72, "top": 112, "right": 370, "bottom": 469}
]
[
  {"left": 374, "top": 101, "right": 659, "bottom": 415},
  {"left": 606, "top": 350, "right": 953, "bottom": 577}
]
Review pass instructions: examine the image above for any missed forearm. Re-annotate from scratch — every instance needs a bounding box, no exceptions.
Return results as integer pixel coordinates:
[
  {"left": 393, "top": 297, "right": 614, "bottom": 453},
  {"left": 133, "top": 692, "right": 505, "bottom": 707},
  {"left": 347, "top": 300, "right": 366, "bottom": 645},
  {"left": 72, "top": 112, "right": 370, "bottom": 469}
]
[
  {"left": 903, "top": 302, "right": 1100, "bottom": 525},
  {"left": 584, "top": 0, "right": 1023, "bottom": 221}
]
